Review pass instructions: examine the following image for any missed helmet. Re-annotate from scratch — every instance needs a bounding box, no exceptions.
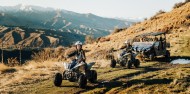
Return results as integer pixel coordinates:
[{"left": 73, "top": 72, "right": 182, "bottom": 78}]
[
  {"left": 75, "top": 41, "right": 83, "bottom": 45},
  {"left": 125, "top": 39, "right": 133, "bottom": 46},
  {"left": 124, "top": 40, "right": 130, "bottom": 44}
]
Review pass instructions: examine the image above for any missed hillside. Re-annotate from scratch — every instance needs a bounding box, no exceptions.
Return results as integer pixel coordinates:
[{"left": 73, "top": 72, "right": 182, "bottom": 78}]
[
  {"left": 84, "top": 2, "right": 190, "bottom": 60},
  {"left": 0, "top": 4, "right": 137, "bottom": 47},
  {"left": 0, "top": 26, "right": 84, "bottom": 47}
]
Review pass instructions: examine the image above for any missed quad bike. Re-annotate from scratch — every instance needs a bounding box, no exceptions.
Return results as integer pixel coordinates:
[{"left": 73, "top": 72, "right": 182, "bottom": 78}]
[
  {"left": 110, "top": 50, "right": 140, "bottom": 69},
  {"left": 54, "top": 60, "right": 97, "bottom": 88}
]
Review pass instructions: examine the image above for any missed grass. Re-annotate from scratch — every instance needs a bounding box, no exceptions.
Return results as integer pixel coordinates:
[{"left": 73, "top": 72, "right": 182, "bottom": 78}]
[
  {"left": 0, "top": 63, "right": 17, "bottom": 74},
  {"left": 111, "top": 64, "right": 190, "bottom": 94},
  {"left": 0, "top": 60, "right": 63, "bottom": 93},
  {"left": 0, "top": 58, "right": 190, "bottom": 94},
  {"left": 0, "top": 61, "right": 157, "bottom": 94}
]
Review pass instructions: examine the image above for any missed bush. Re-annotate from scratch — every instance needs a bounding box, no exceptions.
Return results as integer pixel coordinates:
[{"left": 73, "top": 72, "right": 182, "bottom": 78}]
[
  {"left": 85, "top": 35, "right": 95, "bottom": 44},
  {"left": 186, "top": 14, "right": 190, "bottom": 19},
  {"left": 173, "top": 0, "right": 190, "bottom": 9},
  {"left": 7, "top": 57, "right": 20, "bottom": 67},
  {"left": 112, "top": 27, "right": 127, "bottom": 34},
  {"left": 31, "top": 48, "right": 65, "bottom": 62},
  {"left": 150, "top": 10, "right": 166, "bottom": 20},
  {"left": 173, "top": 2, "right": 185, "bottom": 9},
  {"left": 157, "top": 10, "right": 166, "bottom": 15},
  {"left": 99, "top": 37, "right": 110, "bottom": 43}
]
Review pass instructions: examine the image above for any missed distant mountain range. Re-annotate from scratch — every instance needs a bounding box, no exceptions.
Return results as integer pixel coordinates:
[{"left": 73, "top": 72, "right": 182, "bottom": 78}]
[{"left": 0, "top": 4, "right": 137, "bottom": 47}]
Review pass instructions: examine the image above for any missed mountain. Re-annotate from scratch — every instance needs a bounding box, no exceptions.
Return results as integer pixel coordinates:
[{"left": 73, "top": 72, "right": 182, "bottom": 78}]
[
  {"left": 0, "top": 4, "right": 135, "bottom": 38},
  {"left": 0, "top": 4, "right": 137, "bottom": 47},
  {"left": 0, "top": 26, "right": 85, "bottom": 47}
]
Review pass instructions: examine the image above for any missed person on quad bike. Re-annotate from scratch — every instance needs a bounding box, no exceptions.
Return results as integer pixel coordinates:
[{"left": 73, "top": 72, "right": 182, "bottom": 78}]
[
  {"left": 67, "top": 41, "right": 87, "bottom": 70},
  {"left": 120, "top": 40, "right": 133, "bottom": 60}
]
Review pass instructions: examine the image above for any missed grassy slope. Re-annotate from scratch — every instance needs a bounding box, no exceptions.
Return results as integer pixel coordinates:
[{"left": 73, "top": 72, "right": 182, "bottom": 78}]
[
  {"left": 84, "top": 2, "right": 190, "bottom": 60},
  {"left": 2, "top": 62, "right": 189, "bottom": 94},
  {"left": 1, "top": 62, "right": 156, "bottom": 94}
]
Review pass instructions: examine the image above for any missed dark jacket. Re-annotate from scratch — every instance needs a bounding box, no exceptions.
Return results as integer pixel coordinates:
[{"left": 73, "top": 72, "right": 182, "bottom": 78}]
[
  {"left": 120, "top": 45, "right": 132, "bottom": 56},
  {"left": 68, "top": 49, "right": 86, "bottom": 62}
]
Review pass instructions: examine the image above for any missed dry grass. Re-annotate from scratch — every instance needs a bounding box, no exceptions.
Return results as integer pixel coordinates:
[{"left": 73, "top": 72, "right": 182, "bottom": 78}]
[
  {"left": 0, "top": 63, "right": 17, "bottom": 74},
  {"left": 32, "top": 47, "right": 67, "bottom": 62},
  {"left": 83, "top": 2, "right": 190, "bottom": 60},
  {"left": 111, "top": 64, "right": 190, "bottom": 94},
  {"left": 0, "top": 60, "right": 64, "bottom": 93}
]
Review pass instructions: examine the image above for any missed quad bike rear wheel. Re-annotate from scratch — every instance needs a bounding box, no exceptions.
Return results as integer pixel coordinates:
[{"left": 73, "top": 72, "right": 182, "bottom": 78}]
[
  {"left": 134, "top": 59, "right": 140, "bottom": 68},
  {"left": 119, "top": 60, "right": 126, "bottom": 67},
  {"left": 149, "top": 54, "right": 155, "bottom": 61},
  {"left": 54, "top": 73, "right": 62, "bottom": 86},
  {"left": 88, "top": 70, "right": 97, "bottom": 83},
  {"left": 78, "top": 74, "right": 87, "bottom": 88},
  {"left": 127, "top": 60, "right": 132, "bottom": 69},
  {"left": 165, "top": 50, "right": 170, "bottom": 62},
  {"left": 110, "top": 59, "right": 116, "bottom": 68}
]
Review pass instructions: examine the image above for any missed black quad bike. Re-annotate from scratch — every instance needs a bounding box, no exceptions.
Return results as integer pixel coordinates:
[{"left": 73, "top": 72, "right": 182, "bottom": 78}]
[
  {"left": 54, "top": 61, "right": 97, "bottom": 88},
  {"left": 110, "top": 50, "right": 140, "bottom": 69}
]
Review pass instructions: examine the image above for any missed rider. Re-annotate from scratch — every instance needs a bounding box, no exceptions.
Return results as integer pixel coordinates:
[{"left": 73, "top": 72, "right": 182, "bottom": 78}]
[
  {"left": 120, "top": 40, "right": 133, "bottom": 60},
  {"left": 67, "top": 41, "right": 87, "bottom": 70},
  {"left": 120, "top": 40, "right": 132, "bottom": 55}
]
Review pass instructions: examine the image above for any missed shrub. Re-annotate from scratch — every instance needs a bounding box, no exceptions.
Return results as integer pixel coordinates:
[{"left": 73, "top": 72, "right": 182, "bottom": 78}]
[
  {"left": 186, "top": 14, "right": 190, "bottom": 19},
  {"left": 31, "top": 48, "right": 62, "bottom": 62},
  {"left": 173, "top": 2, "right": 185, "bottom": 9},
  {"left": 112, "top": 27, "right": 127, "bottom": 34},
  {"left": 99, "top": 37, "right": 110, "bottom": 43},
  {"left": 85, "top": 35, "right": 95, "bottom": 44},
  {"left": 150, "top": 10, "right": 166, "bottom": 20},
  {"left": 7, "top": 57, "right": 20, "bottom": 67},
  {"left": 157, "top": 10, "right": 166, "bottom": 15},
  {"left": 0, "top": 63, "right": 17, "bottom": 74},
  {"left": 173, "top": 0, "right": 190, "bottom": 9}
]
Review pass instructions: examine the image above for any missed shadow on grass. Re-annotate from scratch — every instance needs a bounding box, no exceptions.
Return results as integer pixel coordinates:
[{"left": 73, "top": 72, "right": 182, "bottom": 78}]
[
  {"left": 126, "top": 78, "right": 173, "bottom": 87},
  {"left": 76, "top": 66, "right": 165, "bottom": 93},
  {"left": 170, "top": 56, "right": 190, "bottom": 60},
  {"left": 149, "top": 56, "right": 190, "bottom": 63},
  {"left": 112, "top": 66, "right": 164, "bottom": 81},
  {"left": 1, "top": 68, "right": 17, "bottom": 74},
  {"left": 76, "top": 81, "right": 124, "bottom": 94}
]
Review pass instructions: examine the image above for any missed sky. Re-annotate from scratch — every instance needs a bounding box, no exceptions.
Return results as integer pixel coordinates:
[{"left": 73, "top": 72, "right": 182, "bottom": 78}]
[{"left": 0, "top": 0, "right": 185, "bottom": 19}]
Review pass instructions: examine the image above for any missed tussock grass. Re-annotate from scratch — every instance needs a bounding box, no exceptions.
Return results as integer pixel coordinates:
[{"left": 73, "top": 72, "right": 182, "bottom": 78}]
[{"left": 0, "top": 63, "right": 17, "bottom": 74}]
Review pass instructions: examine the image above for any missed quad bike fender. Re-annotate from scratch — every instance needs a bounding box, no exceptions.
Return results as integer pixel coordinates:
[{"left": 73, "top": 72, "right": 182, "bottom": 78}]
[
  {"left": 87, "top": 62, "right": 95, "bottom": 70},
  {"left": 63, "top": 62, "right": 71, "bottom": 70}
]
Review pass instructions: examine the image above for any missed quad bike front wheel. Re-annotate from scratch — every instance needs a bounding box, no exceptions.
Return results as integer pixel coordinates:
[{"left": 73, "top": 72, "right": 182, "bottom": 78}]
[
  {"left": 134, "top": 59, "right": 140, "bottom": 68},
  {"left": 165, "top": 50, "right": 170, "bottom": 62},
  {"left": 88, "top": 70, "right": 97, "bottom": 83},
  {"left": 127, "top": 60, "right": 132, "bottom": 69},
  {"left": 110, "top": 59, "right": 116, "bottom": 68},
  {"left": 149, "top": 54, "right": 155, "bottom": 61},
  {"left": 78, "top": 74, "right": 87, "bottom": 88},
  {"left": 54, "top": 73, "right": 62, "bottom": 86},
  {"left": 119, "top": 60, "right": 127, "bottom": 67}
]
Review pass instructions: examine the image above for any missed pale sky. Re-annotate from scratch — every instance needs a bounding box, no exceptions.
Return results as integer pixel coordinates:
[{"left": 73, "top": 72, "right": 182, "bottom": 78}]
[{"left": 0, "top": 0, "right": 185, "bottom": 19}]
